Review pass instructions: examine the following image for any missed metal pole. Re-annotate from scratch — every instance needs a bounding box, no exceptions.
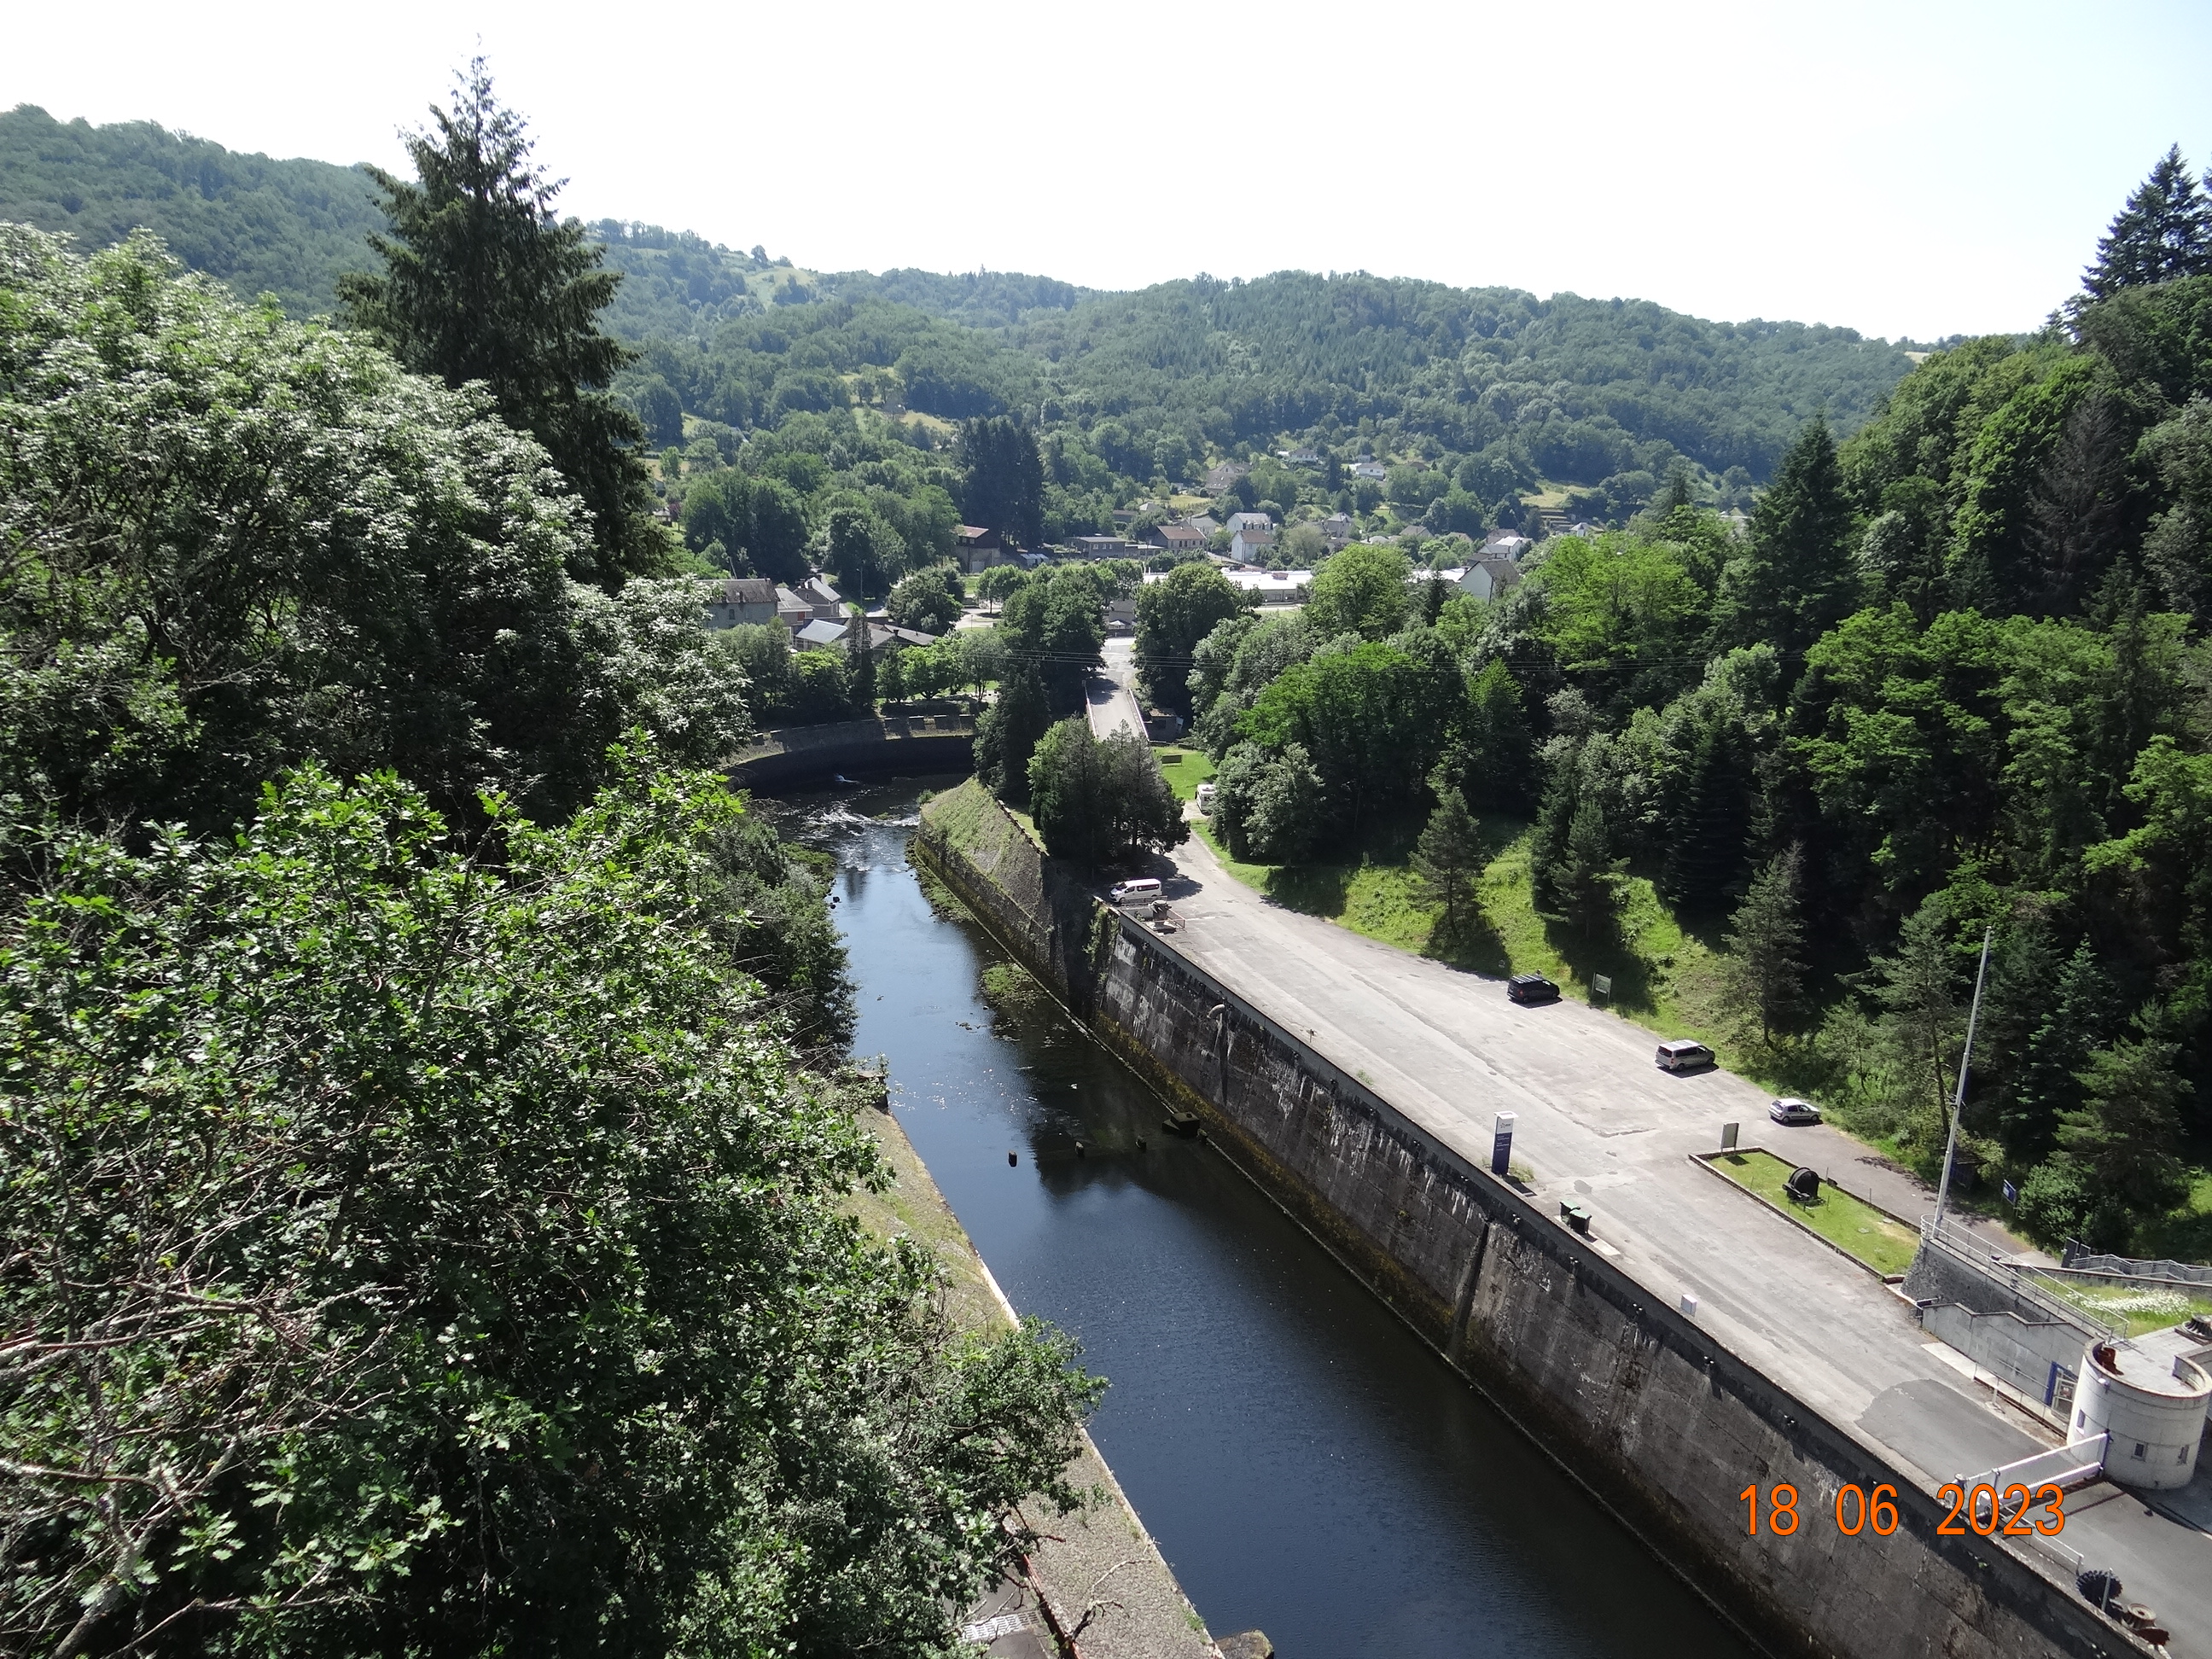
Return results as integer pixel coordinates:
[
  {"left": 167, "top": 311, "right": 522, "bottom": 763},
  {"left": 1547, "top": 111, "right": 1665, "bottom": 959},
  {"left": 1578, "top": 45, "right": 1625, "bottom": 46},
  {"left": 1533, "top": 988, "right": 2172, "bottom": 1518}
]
[{"left": 1933, "top": 927, "right": 1994, "bottom": 1230}]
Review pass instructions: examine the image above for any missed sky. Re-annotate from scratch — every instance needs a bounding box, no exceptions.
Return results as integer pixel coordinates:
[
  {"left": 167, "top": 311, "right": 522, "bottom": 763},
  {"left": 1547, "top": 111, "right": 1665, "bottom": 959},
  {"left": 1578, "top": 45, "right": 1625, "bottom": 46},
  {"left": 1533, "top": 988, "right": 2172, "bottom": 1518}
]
[{"left": 5, "top": 0, "right": 2211, "bottom": 343}]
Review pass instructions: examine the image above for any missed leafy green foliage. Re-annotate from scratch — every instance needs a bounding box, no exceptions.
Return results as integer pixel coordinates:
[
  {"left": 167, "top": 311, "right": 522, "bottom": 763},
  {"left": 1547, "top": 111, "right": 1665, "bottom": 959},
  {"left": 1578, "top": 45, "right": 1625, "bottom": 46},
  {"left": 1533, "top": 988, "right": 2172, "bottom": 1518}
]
[
  {"left": 1304, "top": 544, "right": 1411, "bottom": 640},
  {"left": 336, "top": 65, "right": 666, "bottom": 587},
  {"left": 0, "top": 102, "right": 384, "bottom": 316},
  {"left": 886, "top": 567, "right": 963, "bottom": 635},
  {"left": 0, "top": 763, "right": 1096, "bottom": 1656},
  {"left": 0, "top": 225, "right": 747, "bottom": 838},
  {"left": 1025, "top": 718, "right": 1186, "bottom": 866},
  {"left": 1135, "top": 563, "right": 1245, "bottom": 715}
]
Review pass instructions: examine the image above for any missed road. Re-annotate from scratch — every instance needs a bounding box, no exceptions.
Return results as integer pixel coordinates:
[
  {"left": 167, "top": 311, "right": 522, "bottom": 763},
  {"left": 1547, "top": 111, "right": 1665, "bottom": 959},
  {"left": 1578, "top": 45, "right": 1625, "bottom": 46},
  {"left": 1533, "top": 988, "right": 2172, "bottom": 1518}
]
[
  {"left": 1115, "top": 766, "right": 2210, "bottom": 1650},
  {"left": 1087, "top": 637, "right": 1146, "bottom": 741}
]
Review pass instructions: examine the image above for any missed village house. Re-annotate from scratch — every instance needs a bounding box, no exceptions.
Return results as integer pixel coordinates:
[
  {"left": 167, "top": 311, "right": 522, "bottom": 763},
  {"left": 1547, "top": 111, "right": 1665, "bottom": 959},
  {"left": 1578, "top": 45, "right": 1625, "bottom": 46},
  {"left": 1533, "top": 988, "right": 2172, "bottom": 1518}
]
[
  {"left": 792, "top": 574, "right": 847, "bottom": 623},
  {"left": 1144, "top": 521, "right": 1207, "bottom": 557},
  {"left": 956, "top": 525, "right": 1008, "bottom": 573},
  {"left": 775, "top": 585, "right": 814, "bottom": 632},
  {"left": 1412, "top": 560, "right": 1525, "bottom": 603},
  {"left": 1202, "top": 461, "right": 1250, "bottom": 494},
  {"left": 1318, "top": 512, "right": 1358, "bottom": 548},
  {"left": 1351, "top": 459, "right": 1388, "bottom": 481},
  {"left": 1225, "top": 567, "right": 1311, "bottom": 603},
  {"left": 1227, "top": 516, "right": 1275, "bottom": 564},
  {"left": 701, "top": 577, "right": 779, "bottom": 630},
  {"left": 1069, "top": 533, "right": 1140, "bottom": 559}
]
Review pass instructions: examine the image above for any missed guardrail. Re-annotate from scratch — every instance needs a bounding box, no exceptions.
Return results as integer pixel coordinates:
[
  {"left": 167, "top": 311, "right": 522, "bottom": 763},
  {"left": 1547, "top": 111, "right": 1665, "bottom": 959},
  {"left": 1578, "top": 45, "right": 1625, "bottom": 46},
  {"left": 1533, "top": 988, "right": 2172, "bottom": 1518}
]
[
  {"left": 2053, "top": 1248, "right": 2212, "bottom": 1289},
  {"left": 1953, "top": 1437, "right": 2109, "bottom": 1549},
  {"left": 1919, "top": 1216, "right": 2124, "bottom": 1339}
]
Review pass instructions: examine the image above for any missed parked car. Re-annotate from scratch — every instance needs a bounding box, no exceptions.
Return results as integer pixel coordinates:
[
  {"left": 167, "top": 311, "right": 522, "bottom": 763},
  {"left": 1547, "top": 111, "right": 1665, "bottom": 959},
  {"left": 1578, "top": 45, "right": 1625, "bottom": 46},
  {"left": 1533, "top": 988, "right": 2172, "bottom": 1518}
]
[
  {"left": 1655, "top": 1039, "right": 1715, "bottom": 1073},
  {"left": 1108, "top": 878, "right": 1163, "bottom": 905},
  {"left": 1768, "top": 1097, "right": 1821, "bottom": 1126},
  {"left": 1507, "top": 973, "right": 1561, "bottom": 1005}
]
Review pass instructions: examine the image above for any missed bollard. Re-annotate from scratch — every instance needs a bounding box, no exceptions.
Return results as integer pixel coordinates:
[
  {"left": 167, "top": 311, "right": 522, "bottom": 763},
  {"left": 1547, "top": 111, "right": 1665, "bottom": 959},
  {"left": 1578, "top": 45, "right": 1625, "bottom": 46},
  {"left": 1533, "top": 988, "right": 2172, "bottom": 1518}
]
[{"left": 1491, "top": 1112, "right": 1516, "bottom": 1179}]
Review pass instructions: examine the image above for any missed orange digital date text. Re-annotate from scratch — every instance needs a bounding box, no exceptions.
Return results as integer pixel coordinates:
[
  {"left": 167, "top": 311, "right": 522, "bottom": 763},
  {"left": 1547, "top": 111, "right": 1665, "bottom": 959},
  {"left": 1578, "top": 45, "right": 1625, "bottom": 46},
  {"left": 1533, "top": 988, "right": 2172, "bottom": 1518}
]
[{"left": 1737, "top": 1481, "right": 2066, "bottom": 1536}]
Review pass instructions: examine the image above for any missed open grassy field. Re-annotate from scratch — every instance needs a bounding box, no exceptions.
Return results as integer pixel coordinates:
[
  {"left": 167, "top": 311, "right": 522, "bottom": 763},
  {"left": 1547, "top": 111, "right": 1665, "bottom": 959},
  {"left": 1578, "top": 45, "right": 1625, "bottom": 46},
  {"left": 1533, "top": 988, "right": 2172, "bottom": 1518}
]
[
  {"left": 1707, "top": 1149, "right": 1920, "bottom": 1276},
  {"left": 1153, "top": 745, "right": 1214, "bottom": 803}
]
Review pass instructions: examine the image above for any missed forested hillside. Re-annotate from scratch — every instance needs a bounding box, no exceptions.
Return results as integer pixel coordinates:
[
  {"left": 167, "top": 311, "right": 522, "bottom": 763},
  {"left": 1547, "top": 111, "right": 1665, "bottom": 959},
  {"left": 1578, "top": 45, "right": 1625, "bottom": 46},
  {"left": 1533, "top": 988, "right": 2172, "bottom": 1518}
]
[
  {"left": 3, "top": 103, "right": 1925, "bottom": 541},
  {"left": 1007, "top": 148, "right": 2212, "bottom": 1261}
]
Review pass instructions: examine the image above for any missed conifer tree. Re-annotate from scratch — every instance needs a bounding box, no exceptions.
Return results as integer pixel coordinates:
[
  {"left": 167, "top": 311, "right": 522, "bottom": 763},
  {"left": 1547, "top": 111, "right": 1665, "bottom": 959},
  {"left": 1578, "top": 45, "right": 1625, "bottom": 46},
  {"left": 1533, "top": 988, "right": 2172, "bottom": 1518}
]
[
  {"left": 958, "top": 416, "right": 1045, "bottom": 549},
  {"left": 339, "top": 61, "right": 665, "bottom": 587},
  {"left": 845, "top": 604, "right": 876, "bottom": 709},
  {"left": 1720, "top": 847, "right": 1807, "bottom": 1040},
  {"left": 2081, "top": 146, "right": 2212, "bottom": 301},
  {"left": 1721, "top": 420, "right": 1858, "bottom": 658},
  {"left": 1556, "top": 798, "right": 1627, "bottom": 943},
  {"left": 1412, "top": 786, "right": 1485, "bottom": 934},
  {"left": 1662, "top": 719, "right": 1754, "bottom": 912}
]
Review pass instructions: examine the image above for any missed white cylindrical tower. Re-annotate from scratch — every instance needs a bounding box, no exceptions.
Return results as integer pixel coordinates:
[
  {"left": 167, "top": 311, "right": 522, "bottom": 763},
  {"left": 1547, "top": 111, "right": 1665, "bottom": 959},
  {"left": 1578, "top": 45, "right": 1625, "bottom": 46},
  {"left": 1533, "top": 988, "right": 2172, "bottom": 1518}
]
[{"left": 2070, "top": 1340, "right": 2210, "bottom": 1493}]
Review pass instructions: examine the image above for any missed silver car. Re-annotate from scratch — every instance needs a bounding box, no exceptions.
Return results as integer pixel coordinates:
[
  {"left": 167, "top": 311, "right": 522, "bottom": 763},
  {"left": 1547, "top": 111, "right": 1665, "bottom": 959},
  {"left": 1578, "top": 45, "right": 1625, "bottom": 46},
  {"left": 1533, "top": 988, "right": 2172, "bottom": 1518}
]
[{"left": 1768, "top": 1097, "right": 1821, "bottom": 1126}]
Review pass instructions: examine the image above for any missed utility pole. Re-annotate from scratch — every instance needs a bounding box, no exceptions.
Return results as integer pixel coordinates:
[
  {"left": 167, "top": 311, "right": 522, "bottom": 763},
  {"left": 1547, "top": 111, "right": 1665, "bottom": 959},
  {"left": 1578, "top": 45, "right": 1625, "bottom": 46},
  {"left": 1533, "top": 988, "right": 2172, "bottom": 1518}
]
[{"left": 1932, "top": 927, "right": 1994, "bottom": 1231}]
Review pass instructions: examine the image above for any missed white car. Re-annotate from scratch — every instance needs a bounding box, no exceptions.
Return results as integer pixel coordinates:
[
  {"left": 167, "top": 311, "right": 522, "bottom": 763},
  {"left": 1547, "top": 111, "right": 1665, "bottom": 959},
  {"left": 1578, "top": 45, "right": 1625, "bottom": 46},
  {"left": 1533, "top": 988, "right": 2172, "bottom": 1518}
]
[{"left": 1768, "top": 1097, "right": 1821, "bottom": 1126}]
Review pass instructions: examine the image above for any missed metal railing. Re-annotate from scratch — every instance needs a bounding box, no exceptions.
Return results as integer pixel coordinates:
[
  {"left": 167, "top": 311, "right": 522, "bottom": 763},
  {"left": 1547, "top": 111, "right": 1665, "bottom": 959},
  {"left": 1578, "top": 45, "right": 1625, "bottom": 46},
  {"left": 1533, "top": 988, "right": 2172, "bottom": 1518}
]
[
  {"left": 1919, "top": 1216, "right": 2124, "bottom": 1339},
  {"left": 2055, "top": 1247, "right": 2212, "bottom": 1289}
]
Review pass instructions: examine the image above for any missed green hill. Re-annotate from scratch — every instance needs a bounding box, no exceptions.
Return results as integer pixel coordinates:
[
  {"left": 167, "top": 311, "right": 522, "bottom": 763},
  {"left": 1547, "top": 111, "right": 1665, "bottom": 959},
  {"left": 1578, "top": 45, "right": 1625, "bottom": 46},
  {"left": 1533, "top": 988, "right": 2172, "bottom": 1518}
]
[{"left": 0, "top": 104, "right": 1923, "bottom": 500}]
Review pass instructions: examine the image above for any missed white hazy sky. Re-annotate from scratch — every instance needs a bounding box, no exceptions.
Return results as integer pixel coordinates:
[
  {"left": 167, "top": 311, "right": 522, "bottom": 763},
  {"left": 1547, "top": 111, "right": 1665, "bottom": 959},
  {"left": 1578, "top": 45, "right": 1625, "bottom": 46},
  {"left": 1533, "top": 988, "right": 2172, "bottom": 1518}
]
[{"left": 6, "top": 1, "right": 2209, "bottom": 342}]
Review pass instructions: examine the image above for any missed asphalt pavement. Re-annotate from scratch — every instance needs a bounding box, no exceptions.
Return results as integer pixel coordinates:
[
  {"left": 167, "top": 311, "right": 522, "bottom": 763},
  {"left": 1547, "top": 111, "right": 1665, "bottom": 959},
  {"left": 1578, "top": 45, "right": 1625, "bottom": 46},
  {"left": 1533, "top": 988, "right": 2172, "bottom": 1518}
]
[{"left": 1116, "top": 771, "right": 2210, "bottom": 1651}]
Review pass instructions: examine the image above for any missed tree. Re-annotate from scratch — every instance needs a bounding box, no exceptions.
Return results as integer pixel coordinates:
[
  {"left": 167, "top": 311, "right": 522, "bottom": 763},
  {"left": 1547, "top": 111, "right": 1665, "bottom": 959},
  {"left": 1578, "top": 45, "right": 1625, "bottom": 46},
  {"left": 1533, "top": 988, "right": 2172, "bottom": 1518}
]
[
  {"left": 1554, "top": 797, "right": 1627, "bottom": 943},
  {"left": 1452, "top": 660, "right": 1535, "bottom": 814},
  {"left": 1305, "top": 543, "right": 1411, "bottom": 639},
  {"left": 0, "top": 762, "right": 1099, "bottom": 1657},
  {"left": 1135, "top": 563, "right": 1245, "bottom": 715},
  {"left": 2023, "top": 1039, "right": 2192, "bottom": 1248},
  {"left": 1412, "top": 787, "right": 1486, "bottom": 935},
  {"left": 1661, "top": 717, "right": 1755, "bottom": 912},
  {"left": 975, "top": 668, "right": 1051, "bottom": 801},
  {"left": 886, "top": 567, "right": 963, "bottom": 635},
  {"left": 1720, "top": 419, "right": 1858, "bottom": 656},
  {"left": 1865, "top": 899, "right": 1965, "bottom": 1154},
  {"left": 0, "top": 224, "right": 747, "bottom": 838},
  {"left": 845, "top": 605, "right": 876, "bottom": 707},
  {"left": 1026, "top": 719, "right": 1188, "bottom": 866},
  {"left": 1210, "top": 742, "right": 1325, "bottom": 864},
  {"left": 1720, "top": 847, "right": 1807, "bottom": 1040},
  {"left": 998, "top": 568, "right": 1105, "bottom": 715},
  {"left": 337, "top": 63, "right": 666, "bottom": 587},
  {"left": 958, "top": 416, "right": 1045, "bottom": 549},
  {"left": 976, "top": 562, "right": 1028, "bottom": 613},
  {"left": 2081, "top": 146, "right": 2212, "bottom": 301},
  {"left": 828, "top": 508, "right": 903, "bottom": 604}
]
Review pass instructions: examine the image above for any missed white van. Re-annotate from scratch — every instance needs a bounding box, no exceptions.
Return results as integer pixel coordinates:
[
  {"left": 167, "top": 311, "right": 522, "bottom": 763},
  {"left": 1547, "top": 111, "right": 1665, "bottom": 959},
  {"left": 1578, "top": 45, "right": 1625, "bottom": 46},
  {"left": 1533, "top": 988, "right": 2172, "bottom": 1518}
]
[
  {"left": 1109, "top": 878, "right": 1163, "bottom": 906},
  {"left": 1196, "top": 782, "right": 1216, "bottom": 815},
  {"left": 1656, "top": 1039, "right": 1715, "bottom": 1073}
]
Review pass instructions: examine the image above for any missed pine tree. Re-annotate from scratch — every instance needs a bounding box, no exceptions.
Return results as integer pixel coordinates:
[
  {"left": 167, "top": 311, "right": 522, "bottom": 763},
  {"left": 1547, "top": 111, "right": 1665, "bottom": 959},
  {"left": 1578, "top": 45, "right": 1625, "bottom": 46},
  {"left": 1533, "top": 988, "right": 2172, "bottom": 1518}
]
[
  {"left": 2081, "top": 146, "right": 2212, "bottom": 301},
  {"left": 1722, "top": 420, "right": 1858, "bottom": 657},
  {"left": 1556, "top": 798, "right": 1627, "bottom": 944},
  {"left": 975, "top": 668, "right": 1050, "bottom": 801},
  {"left": 958, "top": 416, "right": 1045, "bottom": 549},
  {"left": 1720, "top": 847, "right": 1807, "bottom": 1040},
  {"left": 1412, "top": 787, "right": 1485, "bottom": 934},
  {"left": 338, "top": 62, "right": 664, "bottom": 588},
  {"left": 1662, "top": 719, "right": 1754, "bottom": 912},
  {"left": 844, "top": 605, "right": 876, "bottom": 710}
]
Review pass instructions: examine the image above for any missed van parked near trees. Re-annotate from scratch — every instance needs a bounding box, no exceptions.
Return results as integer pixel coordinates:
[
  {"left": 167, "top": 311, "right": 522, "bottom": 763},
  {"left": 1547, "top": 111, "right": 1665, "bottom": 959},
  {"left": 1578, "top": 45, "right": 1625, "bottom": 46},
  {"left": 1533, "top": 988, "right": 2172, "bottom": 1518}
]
[{"left": 1655, "top": 1039, "right": 1715, "bottom": 1073}]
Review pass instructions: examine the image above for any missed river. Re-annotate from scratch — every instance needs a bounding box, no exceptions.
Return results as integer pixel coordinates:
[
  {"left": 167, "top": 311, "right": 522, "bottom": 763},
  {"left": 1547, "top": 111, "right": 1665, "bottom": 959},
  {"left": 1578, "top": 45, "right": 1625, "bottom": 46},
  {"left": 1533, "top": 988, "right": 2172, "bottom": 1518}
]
[{"left": 768, "top": 778, "right": 1755, "bottom": 1659}]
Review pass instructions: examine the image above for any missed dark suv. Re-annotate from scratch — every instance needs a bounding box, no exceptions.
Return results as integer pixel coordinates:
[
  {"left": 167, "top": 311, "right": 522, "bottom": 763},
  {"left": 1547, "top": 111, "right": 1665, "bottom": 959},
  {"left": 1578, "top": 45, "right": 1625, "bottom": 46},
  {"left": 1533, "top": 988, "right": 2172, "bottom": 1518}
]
[{"left": 1507, "top": 973, "right": 1561, "bottom": 1005}]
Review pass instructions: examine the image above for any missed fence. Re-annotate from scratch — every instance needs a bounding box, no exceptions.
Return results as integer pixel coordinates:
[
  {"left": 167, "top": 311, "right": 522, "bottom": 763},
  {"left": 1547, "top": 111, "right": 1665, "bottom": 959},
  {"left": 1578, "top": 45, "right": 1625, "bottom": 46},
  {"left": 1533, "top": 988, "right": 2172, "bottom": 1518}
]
[
  {"left": 2054, "top": 1247, "right": 2212, "bottom": 1289},
  {"left": 1918, "top": 1216, "right": 2124, "bottom": 1340}
]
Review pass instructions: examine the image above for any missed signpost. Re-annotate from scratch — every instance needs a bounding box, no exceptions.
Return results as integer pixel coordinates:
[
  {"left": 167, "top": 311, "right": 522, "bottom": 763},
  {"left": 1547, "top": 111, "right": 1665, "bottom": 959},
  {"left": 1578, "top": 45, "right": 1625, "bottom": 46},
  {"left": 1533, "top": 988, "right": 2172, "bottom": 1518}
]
[
  {"left": 1491, "top": 1112, "right": 1516, "bottom": 1179},
  {"left": 1591, "top": 974, "right": 1612, "bottom": 1000},
  {"left": 1720, "top": 1121, "right": 1738, "bottom": 1151}
]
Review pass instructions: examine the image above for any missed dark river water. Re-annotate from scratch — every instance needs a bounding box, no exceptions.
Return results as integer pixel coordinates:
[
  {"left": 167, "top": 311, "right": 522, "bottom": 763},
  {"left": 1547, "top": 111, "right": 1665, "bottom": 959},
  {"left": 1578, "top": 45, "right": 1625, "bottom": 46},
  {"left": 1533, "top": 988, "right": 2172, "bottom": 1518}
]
[{"left": 767, "top": 778, "right": 1754, "bottom": 1659}]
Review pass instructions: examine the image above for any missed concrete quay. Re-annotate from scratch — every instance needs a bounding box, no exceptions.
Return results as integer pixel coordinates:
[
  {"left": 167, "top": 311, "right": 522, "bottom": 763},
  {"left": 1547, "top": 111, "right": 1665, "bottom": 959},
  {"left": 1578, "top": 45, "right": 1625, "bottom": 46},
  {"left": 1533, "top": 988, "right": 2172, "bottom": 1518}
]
[{"left": 914, "top": 778, "right": 2212, "bottom": 1659}]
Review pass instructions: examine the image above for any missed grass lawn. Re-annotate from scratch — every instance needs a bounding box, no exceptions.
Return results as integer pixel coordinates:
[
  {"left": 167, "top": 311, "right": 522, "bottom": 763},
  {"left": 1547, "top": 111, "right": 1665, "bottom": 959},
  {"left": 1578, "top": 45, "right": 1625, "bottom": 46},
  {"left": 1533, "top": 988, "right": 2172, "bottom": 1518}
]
[
  {"left": 1708, "top": 1150, "right": 1920, "bottom": 1276},
  {"left": 2025, "top": 1272, "right": 2212, "bottom": 1339},
  {"left": 1153, "top": 745, "right": 1215, "bottom": 803}
]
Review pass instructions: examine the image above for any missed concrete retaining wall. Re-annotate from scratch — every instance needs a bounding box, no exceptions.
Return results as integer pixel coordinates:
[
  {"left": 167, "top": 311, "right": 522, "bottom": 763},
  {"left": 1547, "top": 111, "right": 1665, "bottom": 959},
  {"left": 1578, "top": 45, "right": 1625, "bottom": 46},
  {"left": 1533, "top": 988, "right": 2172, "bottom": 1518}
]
[
  {"left": 913, "top": 780, "right": 2142, "bottom": 1659},
  {"left": 726, "top": 716, "right": 973, "bottom": 788},
  {"left": 1921, "top": 1305, "right": 2083, "bottom": 1419}
]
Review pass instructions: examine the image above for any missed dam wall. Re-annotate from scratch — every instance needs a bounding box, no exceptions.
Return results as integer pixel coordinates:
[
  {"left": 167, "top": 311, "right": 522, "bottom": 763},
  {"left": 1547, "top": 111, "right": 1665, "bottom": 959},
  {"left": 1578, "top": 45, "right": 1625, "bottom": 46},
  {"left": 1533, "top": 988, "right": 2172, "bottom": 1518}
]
[
  {"left": 913, "top": 779, "right": 2144, "bottom": 1659},
  {"left": 726, "top": 713, "right": 973, "bottom": 788}
]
